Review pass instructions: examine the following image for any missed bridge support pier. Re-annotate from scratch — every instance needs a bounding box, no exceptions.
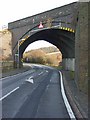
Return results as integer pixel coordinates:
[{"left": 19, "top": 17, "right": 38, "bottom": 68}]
[
  {"left": 18, "top": 55, "right": 23, "bottom": 68},
  {"left": 14, "top": 54, "right": 23, "bottom": 68},
  {"left": 75, "top": 2, "right": 88, "bottom": 94},
  {"left": 62, "top": 58, "right": 75, "bottom": 71}
]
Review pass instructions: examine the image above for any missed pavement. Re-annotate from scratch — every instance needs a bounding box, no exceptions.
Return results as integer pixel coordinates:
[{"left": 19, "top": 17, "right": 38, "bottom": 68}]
[{"left": 62, "top": 70, "right": 88, "bottom": 119}]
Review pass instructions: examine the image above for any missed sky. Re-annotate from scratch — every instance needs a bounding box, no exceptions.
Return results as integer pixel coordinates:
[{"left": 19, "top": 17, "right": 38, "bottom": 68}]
[
  {"left": 25, "top": 40, "right": 56, "bottom": 52},
  {"left": 0, "top": 0, "right": 77, "bottom": 51}
]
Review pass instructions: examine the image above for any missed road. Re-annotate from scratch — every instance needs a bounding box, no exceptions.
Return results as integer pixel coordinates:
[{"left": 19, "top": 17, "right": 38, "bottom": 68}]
[{"left": 0, "top": 63, "right": 76, "bottom": 119}]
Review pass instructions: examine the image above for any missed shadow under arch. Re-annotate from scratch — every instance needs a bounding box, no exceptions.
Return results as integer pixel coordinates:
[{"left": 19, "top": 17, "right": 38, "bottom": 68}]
[{"left": 19, "top": 28, "right": 75, "bottom": 60}]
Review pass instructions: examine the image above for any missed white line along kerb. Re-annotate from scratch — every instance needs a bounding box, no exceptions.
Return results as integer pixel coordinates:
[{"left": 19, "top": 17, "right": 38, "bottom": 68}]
[
  {"left": 0, "top": 87, "right": 19, "bottom": 101},
  {"left": 59, "top": 71, "right": 76, "bottom": 119}
]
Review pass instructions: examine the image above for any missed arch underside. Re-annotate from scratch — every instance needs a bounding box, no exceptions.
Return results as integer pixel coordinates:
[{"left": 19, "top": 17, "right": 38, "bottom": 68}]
[{"left": 19, "top": 29, "right": 75, "bottom": 58}]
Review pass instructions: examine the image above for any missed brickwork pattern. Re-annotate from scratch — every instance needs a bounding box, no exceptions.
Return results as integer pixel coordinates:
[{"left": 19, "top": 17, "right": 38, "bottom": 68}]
[{"left": 75, "top": 2, "right": 88, "bottom": 93}]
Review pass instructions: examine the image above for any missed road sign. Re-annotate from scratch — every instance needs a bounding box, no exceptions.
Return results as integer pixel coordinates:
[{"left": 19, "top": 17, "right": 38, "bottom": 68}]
[{"left": 38, "top": 22, "right": 43, "bottom": 28}]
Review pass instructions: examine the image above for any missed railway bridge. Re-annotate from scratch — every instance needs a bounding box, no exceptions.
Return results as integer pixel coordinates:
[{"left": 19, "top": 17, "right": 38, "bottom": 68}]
[{"left": 8, "top": 2, "right": 89, "bottom": 93}]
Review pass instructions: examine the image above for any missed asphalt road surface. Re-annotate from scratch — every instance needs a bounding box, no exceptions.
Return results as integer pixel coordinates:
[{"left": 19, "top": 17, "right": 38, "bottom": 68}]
[{"left": 0, "top": 63, "right": 76, "bottom": 119}]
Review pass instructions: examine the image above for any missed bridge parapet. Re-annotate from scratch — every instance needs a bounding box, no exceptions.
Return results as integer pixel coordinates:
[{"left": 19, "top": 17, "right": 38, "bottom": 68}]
[{"left": 8, "top": 2, "right": 78, "bottom": 31}]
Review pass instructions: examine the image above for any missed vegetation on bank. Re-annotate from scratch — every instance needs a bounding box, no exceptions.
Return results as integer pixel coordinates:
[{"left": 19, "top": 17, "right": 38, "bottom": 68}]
[
  {"left": 70, "top": 71, "right": 75, "bottom": 80},
  {"left": 23, "top": 46, "right": 62, "bottom": 66}
]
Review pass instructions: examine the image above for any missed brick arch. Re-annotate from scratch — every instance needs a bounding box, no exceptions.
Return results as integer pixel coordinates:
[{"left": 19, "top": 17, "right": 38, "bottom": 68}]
[{"left": 19, "top": 28, "right": 75, "bottom": 59}]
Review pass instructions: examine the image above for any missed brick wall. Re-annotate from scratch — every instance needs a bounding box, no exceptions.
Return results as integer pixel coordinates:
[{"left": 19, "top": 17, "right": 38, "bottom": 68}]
[
  {"left": 75, "top": 2, "right": 89, "bottom": 94},
  {"left": 0, "top": 30, "right": 13, "bottom": 60}
]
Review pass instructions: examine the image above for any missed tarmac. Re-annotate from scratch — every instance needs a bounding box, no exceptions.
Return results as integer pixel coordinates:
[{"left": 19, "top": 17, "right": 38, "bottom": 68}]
[
  {"left": 1, "top": 66, "right": 88, "bottom": 119},
  {"left": 62, "top": 70, "right": 88, "bottom": 119}
]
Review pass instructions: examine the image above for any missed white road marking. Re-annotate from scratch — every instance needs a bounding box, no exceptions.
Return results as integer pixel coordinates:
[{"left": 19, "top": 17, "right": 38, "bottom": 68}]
[
  {"left": 59, "top": 71, "right": 76, "bottom": 119},
  {"left": 38, "top": 72, "right": 43, "bottom": 75},
  {"left": 46, "top": 85, "right": 49, "bottom": 90},
  {"left": 0, "top": 70, "right": 34, "bottom": 81},
  {"left": 26, "top": 77, "right": 34, "bottom": 84},
  {"left": 29, "top": 76, "right": 33, "bottom": 79},
  {"left": 50, "top": 79, "right": 52, "bottom": 82},
  {"left": 46, "top": 70, "right": 48, "bottom": 73},
  {"left": 0, "top": 87, "right": 19, "bottom": 101}
]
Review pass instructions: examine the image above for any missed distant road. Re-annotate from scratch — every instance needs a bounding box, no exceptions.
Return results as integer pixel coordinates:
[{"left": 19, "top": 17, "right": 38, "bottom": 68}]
[{"left": 0, "top": 63, "right": 76, "bottom": 119}]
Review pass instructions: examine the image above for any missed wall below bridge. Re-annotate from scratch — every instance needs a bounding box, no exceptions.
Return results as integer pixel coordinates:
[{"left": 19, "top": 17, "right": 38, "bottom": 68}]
[
  {"left": 75, "top": 2, "right": 89, "bottom": 94},
  {"left": 0, "top": 61, "right": 14, "bottom": 71},
  {"left": 62, "top": 58, "right": 75, "bottom": 71}
]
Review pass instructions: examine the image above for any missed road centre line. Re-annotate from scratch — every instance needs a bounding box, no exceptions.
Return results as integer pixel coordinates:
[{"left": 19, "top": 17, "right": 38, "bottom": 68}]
[
  {"left": 59, "top": 71, "right": 76, "bottom": 119},
  {"left": 0, "top": 87, "right": 19, "bottom": 101},
  {"left": 38, "top": 72, "right": 43, "bottom": 75}
]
